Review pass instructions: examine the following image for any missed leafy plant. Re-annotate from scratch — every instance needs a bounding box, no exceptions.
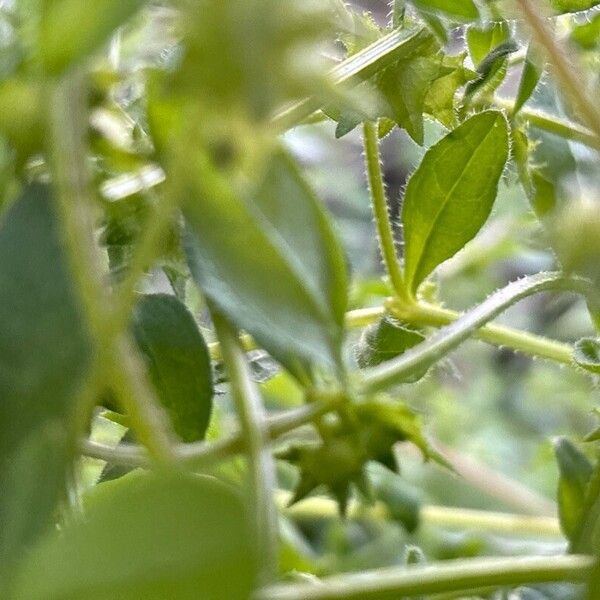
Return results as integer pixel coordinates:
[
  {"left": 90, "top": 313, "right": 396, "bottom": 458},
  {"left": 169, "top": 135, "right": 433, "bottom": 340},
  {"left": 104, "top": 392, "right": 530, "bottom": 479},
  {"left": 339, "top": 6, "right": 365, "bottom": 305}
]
[{"left": 3, "top": 0, "right": 600, "bottom": 598}]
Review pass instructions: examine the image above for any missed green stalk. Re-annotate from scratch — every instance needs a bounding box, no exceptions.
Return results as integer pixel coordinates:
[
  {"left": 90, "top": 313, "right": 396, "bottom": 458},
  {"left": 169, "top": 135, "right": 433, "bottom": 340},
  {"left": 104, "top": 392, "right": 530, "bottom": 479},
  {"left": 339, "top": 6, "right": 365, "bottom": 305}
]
[
  {"left": 390, "top": 301, "right": 574, "bottom": 365},
  {"left": 495, "top": 97, "right": 600, "bottom": 150},
  {"left": 211, "top": 310, "right": 279, "bottom": 584},
  {"left": 255, "top": 555, "right": 593, "bottom": 600},
  {"left": 49, "top": 73, "right": 175, "bottom": 463},
  {"left": 363, "top": 272, "right": 590, "bottom": 391},
  {"left": 362, "top": 121, "right": 408, "bottom": 300},
  {"left": 516, "top": 0, "right": 600, "bottom": 141}
]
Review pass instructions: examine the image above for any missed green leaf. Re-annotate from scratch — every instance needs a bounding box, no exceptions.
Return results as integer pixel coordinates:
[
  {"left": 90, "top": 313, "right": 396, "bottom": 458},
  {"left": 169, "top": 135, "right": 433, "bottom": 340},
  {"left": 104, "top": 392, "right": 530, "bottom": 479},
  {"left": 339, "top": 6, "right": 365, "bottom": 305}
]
[
  {"left": 571, "top": 12, "right": 600, "bottom": 49},
  {"left": 573, "top": 337, "right": 600, "bottom": 374},
  {"left": 355, "top": 317, "right": 426, "bottom": 382},
  {"left": 184, "top": 150, "right": 347, "bottom": 380},
  {"left": 11, "top": 471, "right": 257, "bottom": 600},
  {"left": 513, "top": 44, "right": 544, "bottom": 115},
  {"left": 39, "top": 0, "right": 145, "bottom": 74},
  {"left": 466, "top": 21, "right": 511, "bottom": 68},
  {"left": 554, "top": 437, "right": 593, "bottom": 542},
  {"left": 0, "top": 184, "right": 91, "bottom": 568},
  {"left": 132, "top": 294, "right": 213, "bottom": 442},
  {"left": 549, "top": 0, "right": 600, "bottom": 13},
  {"left": 411, "top": 0, "right": 479, "bottom": 20},
  {"left": 363, "top": 272, "right": 591, "bottom": 390},
  {"left": 402, "top": 110, "right": 509, "bottom": 294},
  {"left": 463, "top": 40, "right": 518, "bottom": 105}
]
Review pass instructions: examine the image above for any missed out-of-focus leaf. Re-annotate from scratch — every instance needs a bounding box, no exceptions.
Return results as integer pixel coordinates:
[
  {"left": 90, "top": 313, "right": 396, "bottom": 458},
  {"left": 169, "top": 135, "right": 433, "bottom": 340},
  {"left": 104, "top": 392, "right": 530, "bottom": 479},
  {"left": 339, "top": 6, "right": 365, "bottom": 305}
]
[
  {"left": 402, "top": 110, "right": 509, "bottom": 294},
  {"left": 411, "top": 0, "right": 479, "bottom": 20},
  {"left": 39, "top": 0, "right": 145, "bottom": 74},
  {"left": 11, "top": 471, "right": 257, "bottom": 600},
  {"left": 549, "top": 0, "right": 600, "bottom": 13},
  {"left": 571, "top": 12, "right": 600, "bottom": 49},
  {"left": 0, "top": 184, "right": 91, "bottom": 570},
  {"left": 367, "top": 463, "right": 422, "bottom": 532},
  {"left": 554, "top": 437, "right": 593, "bottom": 542},
  {"left": 132, "top": 294, "right": 213, "bottom": 442},
  {"left": 466, "top": 20, "right": 510, "bottom": 68},
  {"left": 184, "top": 150, "right": 347, "bottom": 381},
  {"left": 512, "top": 126, "right": 557, "bottom": 219}
]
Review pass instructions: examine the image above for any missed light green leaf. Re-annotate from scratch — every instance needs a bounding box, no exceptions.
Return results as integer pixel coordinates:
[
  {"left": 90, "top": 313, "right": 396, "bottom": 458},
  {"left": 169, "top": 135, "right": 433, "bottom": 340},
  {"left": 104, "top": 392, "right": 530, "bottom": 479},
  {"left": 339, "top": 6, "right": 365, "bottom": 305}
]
[
  {"left": 549, "top": 0, "right": 600, "bottom": 13},
  {"left": 132, "top": 294, "right": 213, "bottom": 442},
  {"left": 184, "top": 150, "right": 347, "bottom": 380},
  {"left": 0, "top": 184, "right": 91, "bottom": 568},
  {"left": 513, "top": 44, "right": 544, "bottom": 115},
  {"left": 39, "top": 0, "right": 145, "bottom": 74},
  {"left": 11, "top": 471, "right": 257, "bottom": 600},
  {"left": 402, "top": 110, "right": 509, "bottom": 294},
  {"left": 411, "top": 0, "right": 479, "bottom": 20},
  {"left": 466, "top": 21, "right": 510, "bottom": 68},
  {"left": 554, "top": 437, "right": 593, "bottom": 543}
]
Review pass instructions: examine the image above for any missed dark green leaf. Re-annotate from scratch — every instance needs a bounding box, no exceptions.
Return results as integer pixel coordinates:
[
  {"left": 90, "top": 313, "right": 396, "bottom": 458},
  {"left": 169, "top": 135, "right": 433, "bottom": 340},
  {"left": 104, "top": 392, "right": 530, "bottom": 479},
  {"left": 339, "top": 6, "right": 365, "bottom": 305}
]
[
  {"left": 554, "top": 437, "right": 593, "bottom": 542},
  {"left": 0, "top": 184, "right": 91, "bottom": 569},
  {"left": 402, "top": 110, "right": 509, "bottom": 294},
  {"left": 132, "top": 294, "right": 213, "bottom": 442},
  {"left": 40, "top": 0, "right": 145, "bottom": 74},
  {"left": 11, "top": 471, "right": 257, "bottom": 600},
  {"left": 184, "top": 150, "right": 347, "bottom": 380},
  {"left": 355, "top": 317, "right": 426, "bottom": 382},
  {"left": 573, "top": 337, "right": 600, "bottom": 374}
]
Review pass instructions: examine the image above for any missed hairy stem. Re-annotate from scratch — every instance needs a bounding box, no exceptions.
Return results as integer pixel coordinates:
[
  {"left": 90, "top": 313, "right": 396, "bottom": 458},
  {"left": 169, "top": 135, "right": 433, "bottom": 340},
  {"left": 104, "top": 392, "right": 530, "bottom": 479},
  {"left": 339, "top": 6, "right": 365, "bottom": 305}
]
[
  {"left": 49, "top": 73, "right": 175, "bottom": 463},
  {"left": 390, "top": 300, "right": 573, "bottom": 365},
  {"left": 516, "top": 0, "right": 600, "bottom": 141},
  {"left": 255, "top": 555, "right": 593, "bottom": 600},
  {"left": 211, "top": 310, "right": 279, "bottom": 583},
  {"left": 362, "top": 121, "right": 408, "bottom": 299}
]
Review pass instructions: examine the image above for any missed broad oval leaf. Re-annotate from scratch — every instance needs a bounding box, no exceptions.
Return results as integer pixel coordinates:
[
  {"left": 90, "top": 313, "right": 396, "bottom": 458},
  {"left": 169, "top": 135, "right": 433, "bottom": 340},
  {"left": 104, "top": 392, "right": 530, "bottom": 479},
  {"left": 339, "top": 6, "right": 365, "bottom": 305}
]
[
  {"left": 402, "top": 110, "right": 509, "bottom": 294},
  {"left": 0, "top": 184, "right": 91, "bottom": 568},
  {"left": 11, "top": 471, "right": 257, "bottom": 600},
  {"left": 132, "top": 294, "right": 213, "bottom": 442},
  {"left": 466, "top": 21, "right": 510, "bottom": 68},
  {"left": 184, "top": 150, "right": 347, "bottom": 380}
]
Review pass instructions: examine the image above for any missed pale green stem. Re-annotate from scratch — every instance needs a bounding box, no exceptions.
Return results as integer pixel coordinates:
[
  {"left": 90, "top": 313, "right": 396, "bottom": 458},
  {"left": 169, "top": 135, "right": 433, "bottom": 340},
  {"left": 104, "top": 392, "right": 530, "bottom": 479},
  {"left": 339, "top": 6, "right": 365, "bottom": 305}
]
[
  {"left": 80, "top": 391, "right": 346, "bottom": 468},
  {"left": 211, "top": 310, "right": 279, "bottom": 584},
  {"left": 495, "top": 97, "right": 600, "bottom": 150},
  {"left": 516, "top": 0, "right": 600, "bottom": 141},
  {"left": 255, "top": 555, "right": 594, "bottom": 600},
  {"left": 275, "top": 490, "right": 561, "bottom": 537},
  {"left": 362, "top": 121, "right": 408, "bottom": 299},
  {"left": 48, "top": 73, "right": 175, "bottom": 463},
  {"left": 390, "top": 300, "right": 573, "bottom": 365}
]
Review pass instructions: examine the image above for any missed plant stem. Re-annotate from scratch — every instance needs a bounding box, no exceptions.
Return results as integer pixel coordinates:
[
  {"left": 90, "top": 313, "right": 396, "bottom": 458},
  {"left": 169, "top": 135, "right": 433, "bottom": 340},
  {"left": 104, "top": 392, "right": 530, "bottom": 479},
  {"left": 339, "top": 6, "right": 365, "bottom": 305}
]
[
  {"left": 81, "top": 391, "right": 346, "bottom": 468},
  {"left": 362, "top": 121, "right": 408, "bottom": 299},
  {"left": 495, "top": 97, "right": 600, "bottom": 150},
  {"left": 390, "top": 300, "right": 573, "bottom": 365},
  {"left": 48, "top": 73, "right": 175, "bottom": 463},
  {"left": 275, "top": 490, "right": 561, "bottom": 537},
  {"left": 255, "top": 555, "right": 594, "bottom": 600},
  {"left": 211, "top": 310, "right": 279, "bottom": 584},
  {"left": 516, "top": 0, "right": 600, "bottom": 141}
]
